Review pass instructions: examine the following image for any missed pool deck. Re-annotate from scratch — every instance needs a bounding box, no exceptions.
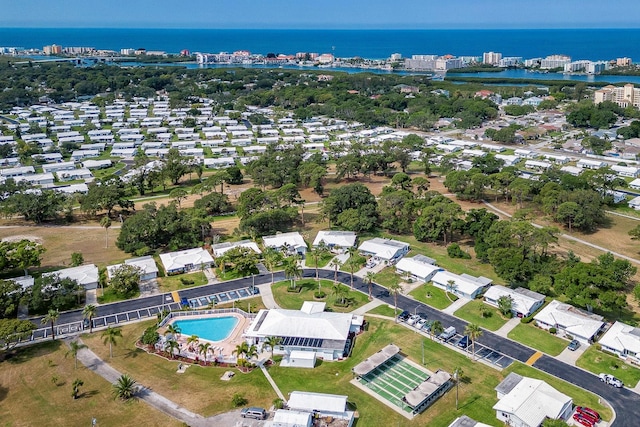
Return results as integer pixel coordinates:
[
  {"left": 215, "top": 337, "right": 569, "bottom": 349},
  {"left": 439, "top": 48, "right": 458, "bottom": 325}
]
[{"left": 160, "top": 313, "right": 252, "bottom": 362}]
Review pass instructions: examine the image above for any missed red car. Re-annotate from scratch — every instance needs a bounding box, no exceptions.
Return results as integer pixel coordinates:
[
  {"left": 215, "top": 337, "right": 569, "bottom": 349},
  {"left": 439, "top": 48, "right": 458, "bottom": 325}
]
[
  {"left": 573, "top": 413, "right": 595, "bottom": 427},
  {"left": 576, "top": 406, "right": 600, "bottom": 422}
]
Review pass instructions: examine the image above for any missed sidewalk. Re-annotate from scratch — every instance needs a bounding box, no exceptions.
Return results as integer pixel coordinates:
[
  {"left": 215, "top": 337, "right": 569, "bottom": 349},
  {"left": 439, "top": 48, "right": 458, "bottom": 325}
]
[
  {"left": 351, "top": 299, "right": 385, "bottom": 315},
  {"left": 493, "top": 317, "right": 520, "bottom": 338},
  {"left": 442, "top": 297, "right": 471, "bottom": 315},
  {"left": 257, "top": 283, "right": 281, "bottom": 309},
  {"left": 70, "top": 338, "right": 211, "bottom": 427}
]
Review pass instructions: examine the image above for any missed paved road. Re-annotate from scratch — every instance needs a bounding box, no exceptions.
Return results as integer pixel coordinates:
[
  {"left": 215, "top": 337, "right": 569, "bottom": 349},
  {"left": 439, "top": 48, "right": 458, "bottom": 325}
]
[{"left": 32, "top": 268, "right": 639, "bottom": 426}]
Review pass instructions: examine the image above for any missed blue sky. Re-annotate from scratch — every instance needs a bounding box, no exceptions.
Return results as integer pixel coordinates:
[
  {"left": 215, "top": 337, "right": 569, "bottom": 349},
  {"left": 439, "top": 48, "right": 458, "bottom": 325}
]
[{"left": 2, "top": 0, "right": 640, "bottom": 29}]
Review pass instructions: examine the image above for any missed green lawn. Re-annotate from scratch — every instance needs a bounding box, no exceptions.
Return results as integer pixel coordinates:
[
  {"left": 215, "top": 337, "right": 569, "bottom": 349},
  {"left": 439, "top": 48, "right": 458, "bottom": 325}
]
[
  {"left": 340, "top": 254, "right": 366, "bottom": 272},
  {"left": 409, "top": 283, "right": 455, "bottom": 310},
  {"left": 214, "top": 269, "right": 244, "bottom": 281},
  {"left": 373, "top": 267, "right": 402, "bottom": 288},
  {"left": 505, "top": 363, "right": 611, "bottom": 421},
  {"left": 454, "top": 300, "right": 509, "bottom": 331},
  {"left": 157, "top": 271, "right": 208, "bottom": 292},
  {"left": 97, "top": 287, "right": 139, "bottom": 304},
  {"left": 507, "top": 323, "right": 568, "bottom": 356},
  {"left": 306, "top": 252, "right": 335, "bottom": 268},
  {"left": 366, "top": 304, "right": 398, "bottom": 317},
  {"left": 576, "top": 346, "right": 640, "bottom": 388},
  {"left": 272, "top": 279, "right": 369, "bottom": 313}
]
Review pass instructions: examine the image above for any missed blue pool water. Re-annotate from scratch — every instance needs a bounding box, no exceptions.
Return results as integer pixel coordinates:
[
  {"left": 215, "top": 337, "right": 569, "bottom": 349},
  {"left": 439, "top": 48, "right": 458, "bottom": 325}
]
[{"left": 173, "top": 316, "right": 238, "bottom": 342}]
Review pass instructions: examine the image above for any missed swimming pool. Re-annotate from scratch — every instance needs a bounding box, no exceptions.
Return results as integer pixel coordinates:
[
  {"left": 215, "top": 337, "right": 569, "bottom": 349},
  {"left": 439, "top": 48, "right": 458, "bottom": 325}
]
[{"left": 172, "top": 316, "right": 239, "bottom": 342}]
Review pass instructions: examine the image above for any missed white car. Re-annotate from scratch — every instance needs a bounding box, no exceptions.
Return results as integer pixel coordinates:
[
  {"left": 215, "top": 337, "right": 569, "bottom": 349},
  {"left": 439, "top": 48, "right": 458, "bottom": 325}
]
[
  {"left": 407, "top": 315, "right": 420, "bottom": 326},
  {"left": 416, "top": 318, "right": 428, "bottom": 329},
  {"left": 599, "top": 373, "right": 623, "bottom": 388}
]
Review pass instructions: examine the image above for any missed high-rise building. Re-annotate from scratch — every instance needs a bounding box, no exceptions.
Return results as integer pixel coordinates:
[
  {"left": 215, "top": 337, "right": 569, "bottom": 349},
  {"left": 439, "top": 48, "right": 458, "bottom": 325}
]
[
  {"left": 594, "top": 84, "right": 640, "bottom": 109},
  {"left": 540, "top": 54, "right": 571, "bottom": 69},
  {"left": 483, "top": 52, "right": 502, "bottom": 65},
  {"left": 617, "top": 57, "right": 632, "bottom": 66}
]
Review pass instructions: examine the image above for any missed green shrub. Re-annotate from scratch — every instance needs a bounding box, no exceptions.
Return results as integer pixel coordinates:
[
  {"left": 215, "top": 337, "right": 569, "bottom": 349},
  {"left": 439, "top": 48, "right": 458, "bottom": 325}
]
[
  {"left": 314, "top": 291, "right": 326, "bottom": 299},
  {"left": 231, "top": 393, "right": 248, "bottom": 407},
  {"left": 549, "top": 327, "right": 557, "bottom": 334},
  {"left": 520, "top": 316, "right": 534, "bottom": 324},
  {"left": 180, "top": 277, "right": 195, "bottom": 286},
  {"left": 447, "top": 243, "right": 471, "bottom": 259},
  {"left": 273, "top": 398, "right": 284, "bottom": 409}
]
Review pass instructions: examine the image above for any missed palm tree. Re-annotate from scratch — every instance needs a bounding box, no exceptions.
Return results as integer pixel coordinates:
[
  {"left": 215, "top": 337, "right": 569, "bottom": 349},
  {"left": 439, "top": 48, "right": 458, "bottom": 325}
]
[
  {"left": 187, "top": 335, "right": 200, "bottom": 349},
  {"left": 165, "top": 339, "right": 179, "bottom": 359},
  {"left": 82, "top": 304, "right": 97, "bottom": 333},
  {"left": 364, "top": 271, "right": 376, "bottom": 300},
  {"left": 198, "top": 342, "right": 211, "bottom": 362},
  {"left": 66, "top": 340, "right": 88, "bottom": 369},
  {"left": 245, "top": 344, "right": 259, "bottom": 361},
  {"left": 71, "top": 378, "right": 84, "bottom": 400},
  {"left": 346, "top": 247, "right": 358, "bottom": 289},
  {"left": 329, "top": 258, "right": 342, "bottom": 284},
  {"left": 101, "top": 326, "right": 123, "bottom": 359},
  {"left": 233, "top": 342, "right": 250, "bottom": 363},
  {"left": 263, "top": 247, "right": 282, "bottom": 285},
  {"left": 387, "top": 282, "right": 402, "bottom": 321},
  {"left": 263, "top": 336, "right": 281, "bottom": 360},
  {"left": 100, "top": 216, "right": 112, "bottom": 249},
  {"left": 283, "top": 256, "right": 302, "bottom": 290},
  {"left": 113, "top": 374, "right": 137, "bottom": 400},
  {"left": 464, "top": 323, "right": 483, "bottom": 360},
  {"left": 333, "top": 284, "right": 349, "bottom": 305},
  {"left": 430, "top": 320, "right": 444, "bottom": 339},
  {"left": 164, "top": 323, "right": 181, "bottom": 340},
  {"left": 445, "top": 280, "right": 458, "bottom": 302},
  {"left": 41, "top": 309, "right": 60, "bottom": 340},
  {"left": 310, "top": 243, "right": 328, "bottom": 289}
]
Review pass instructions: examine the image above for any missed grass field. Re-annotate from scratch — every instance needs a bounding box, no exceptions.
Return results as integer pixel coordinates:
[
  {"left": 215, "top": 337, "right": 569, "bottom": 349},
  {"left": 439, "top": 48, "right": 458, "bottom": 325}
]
[
  {"left": 454, "top": 300, "right": 509, "bottom": 331},
  {"left": 409, "top": 284, "right": 455, "bottom": 310},
  {"left": 507, "top": 323, "right": 568, "bottom": 356},
  {"left": 271, "top": 279, "right": 369, "bottom": 313},
  {"left": 373, "top": 267, "right": 402, "bottom": 288},
  {"left": 576, "top": 346, "right": 640, "bottom": 388},
  {"left": 81, "top": 320, "right": 275, "bottom": 417},
  {"left": 306, "top": 251, "right": 335, "bottom": 268},
  {"left": 367, "top": 304, "right": 398, "bottom": 317},
  {"left": 0, "top": 340, "right": 181, "bottom": 427},
  {"left": 157, "top": 271, "right": 208, "bottom": 292},
  {"left": 216, "top": 296, "right": 266, "bottom": 313}
]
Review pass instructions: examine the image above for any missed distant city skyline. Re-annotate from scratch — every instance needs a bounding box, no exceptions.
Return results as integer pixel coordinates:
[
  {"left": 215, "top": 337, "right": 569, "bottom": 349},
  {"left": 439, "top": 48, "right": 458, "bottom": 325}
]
[{"left": 2, "top": 0, "right": 640, "bottom": 29}]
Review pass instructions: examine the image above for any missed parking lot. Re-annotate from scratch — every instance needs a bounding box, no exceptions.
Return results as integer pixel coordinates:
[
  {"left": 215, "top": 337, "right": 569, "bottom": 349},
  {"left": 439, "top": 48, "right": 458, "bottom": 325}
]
[
  {"left": 443, "top": 334, "right": 514, "bottom": 368},
  {"left": 187, "top": 286, "right": 258, "bottom": 308}
]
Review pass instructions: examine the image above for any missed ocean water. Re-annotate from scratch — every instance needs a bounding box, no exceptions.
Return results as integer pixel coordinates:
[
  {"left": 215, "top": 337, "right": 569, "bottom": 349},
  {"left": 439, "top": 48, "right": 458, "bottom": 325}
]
[{"left": 1, "top": 28, "right": 640, "bottom": 61}]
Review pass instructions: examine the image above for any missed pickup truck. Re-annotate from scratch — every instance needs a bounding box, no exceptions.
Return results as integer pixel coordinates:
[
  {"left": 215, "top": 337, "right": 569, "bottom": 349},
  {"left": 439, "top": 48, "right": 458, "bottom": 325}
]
[
  {"left": 438, "top": 326, "right": 456, "bottom": 341},
  {"left": 599, "top": 373, "right": 623, "bottom": 388}
]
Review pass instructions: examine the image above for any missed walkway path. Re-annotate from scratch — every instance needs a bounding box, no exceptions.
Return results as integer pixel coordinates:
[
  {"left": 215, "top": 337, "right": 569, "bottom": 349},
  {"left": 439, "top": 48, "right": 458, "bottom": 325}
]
[
  {"left": 493, "top": 317, "right": 520, "bottom": 338},
  {"left": 257, "top": 283, "right": 281, "bottom": 309},
  {"left": 70, "top": 338, "right": 213, "bottom": 427},
  {"left": 259, "top": 365, "right": 286, "bottom": 401},
  {"left": 483, "top": 201, "right": 640, "bottom": 265},
  {"left": 351, "top": 299, "right": 385, "bottom": 315},
  {"left": 441, "top": 297, "right": 470, "bottom": 315}
]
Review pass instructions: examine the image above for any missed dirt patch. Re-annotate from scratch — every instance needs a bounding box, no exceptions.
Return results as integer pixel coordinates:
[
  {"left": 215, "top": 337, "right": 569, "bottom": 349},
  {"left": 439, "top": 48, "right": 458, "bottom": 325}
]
[{"left": 1, "top": 234, "right": 43, "bottom": 244}]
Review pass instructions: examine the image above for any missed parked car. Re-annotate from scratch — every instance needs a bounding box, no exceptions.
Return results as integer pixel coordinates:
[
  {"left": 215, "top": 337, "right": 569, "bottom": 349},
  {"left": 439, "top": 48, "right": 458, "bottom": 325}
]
[
  {"left": 416, "top": 317, "right": 428, "bottom": 329},
  {"left": 407, "top": 314, "right": 421, "bottom": 326},
  {"left": 240, "top": 407, "right": 267, "bottom": 420},
  {"left": 574, "top": 408, "right": 598, "bottom": 425},
  {"left": 573, "top": 412, "right": 595, "bottom": 427},
  {"left": 397, "top": 310, "right": 410, "bottom": 322},
  {"left": 599, "top": 373, "right": 623, "bottom": 388},
  {"left": 439, "top": 326, "right": 456, "bottom": 341},
  {"left": 457, "top": 335, "right": 471, "bottom": 349},
  {"left": 568, "top": 340, "right": 580, "bottom": 351},
  {"left": 576, "top": 406, "right": 600, "bottom": 422}
]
